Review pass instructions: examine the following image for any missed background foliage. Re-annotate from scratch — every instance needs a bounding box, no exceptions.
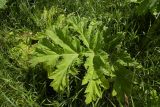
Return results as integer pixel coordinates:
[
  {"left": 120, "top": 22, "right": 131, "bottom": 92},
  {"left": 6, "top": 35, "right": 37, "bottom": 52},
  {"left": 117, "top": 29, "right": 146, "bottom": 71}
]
[{"left": 0, "top": 0, "right": 160, "bottom": 107}]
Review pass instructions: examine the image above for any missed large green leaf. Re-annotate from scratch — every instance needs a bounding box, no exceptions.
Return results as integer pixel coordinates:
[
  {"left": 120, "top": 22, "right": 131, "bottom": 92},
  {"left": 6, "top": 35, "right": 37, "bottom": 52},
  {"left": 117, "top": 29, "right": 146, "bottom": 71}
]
[
  {"left": 31, "top": 26, "right": 80, "bottom": 92},
  {"left": 30, "top": 15, "right": 111, "bottom": 104},
  {"left": 0, "top": 0, "right": 7, "bottom": 9},
  {"left": 67, "top": 16, "right": 111, "bottom": 103},
  {"left": 49, "top": 54, "right": 78, "bottom": 92},
  {"left": 113, "top": 65, "right": 133, "bottom": 103},
  {"left": 111, "top": 50, "right": 142, "bottom": 103},
  {"left": 82, "top": 52, "right": 110, "bottom": 104}
]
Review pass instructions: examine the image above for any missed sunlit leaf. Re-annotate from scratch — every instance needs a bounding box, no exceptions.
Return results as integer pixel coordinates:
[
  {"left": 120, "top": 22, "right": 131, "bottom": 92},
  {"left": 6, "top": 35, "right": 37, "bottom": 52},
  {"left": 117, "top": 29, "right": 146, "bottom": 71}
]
[{"left": 0, "top": 0, "right": 7, "bottom": 9}]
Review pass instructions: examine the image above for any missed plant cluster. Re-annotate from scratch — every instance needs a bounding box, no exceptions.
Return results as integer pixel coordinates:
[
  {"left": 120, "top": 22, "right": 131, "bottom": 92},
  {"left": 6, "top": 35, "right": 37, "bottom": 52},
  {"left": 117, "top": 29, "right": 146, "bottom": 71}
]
[{"left": 0, "top": 0, "right": 160, "bottom": 106}]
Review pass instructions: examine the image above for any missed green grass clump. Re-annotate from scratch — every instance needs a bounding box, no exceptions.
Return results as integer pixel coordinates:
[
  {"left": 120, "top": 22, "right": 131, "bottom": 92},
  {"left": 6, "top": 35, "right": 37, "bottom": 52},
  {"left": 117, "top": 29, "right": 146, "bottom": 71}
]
[{"left": 0, "top": 42, "right": 38, "bottom": 107}]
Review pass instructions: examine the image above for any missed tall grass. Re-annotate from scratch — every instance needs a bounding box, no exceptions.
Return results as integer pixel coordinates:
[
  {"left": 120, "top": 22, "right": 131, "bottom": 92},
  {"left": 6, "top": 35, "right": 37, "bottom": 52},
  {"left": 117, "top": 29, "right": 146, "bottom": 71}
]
[{"left": 0, "top": 33, "right": 39, "bottom": 107}]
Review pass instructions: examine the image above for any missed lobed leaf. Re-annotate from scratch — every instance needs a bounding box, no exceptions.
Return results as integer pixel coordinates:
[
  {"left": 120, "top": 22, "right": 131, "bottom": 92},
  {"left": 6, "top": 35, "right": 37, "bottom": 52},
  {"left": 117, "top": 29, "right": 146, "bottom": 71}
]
[
  {"left": 30, "top": 15, "right": 142, "bottom": 105},
  {"left": 0, "top": 0, "right": 7, "bottom": 9}
]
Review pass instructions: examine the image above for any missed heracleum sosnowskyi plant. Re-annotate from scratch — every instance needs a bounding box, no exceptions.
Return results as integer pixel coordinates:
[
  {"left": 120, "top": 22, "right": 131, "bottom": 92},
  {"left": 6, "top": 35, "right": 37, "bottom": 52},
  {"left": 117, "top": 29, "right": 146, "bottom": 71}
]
[
  {"left": 30, "top": 14, "right": 142, "bottom": 105},
  {"left": 0, "top": 0, "right": 7, "bottom": 9}
]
